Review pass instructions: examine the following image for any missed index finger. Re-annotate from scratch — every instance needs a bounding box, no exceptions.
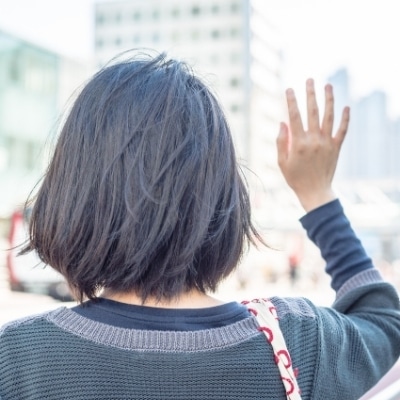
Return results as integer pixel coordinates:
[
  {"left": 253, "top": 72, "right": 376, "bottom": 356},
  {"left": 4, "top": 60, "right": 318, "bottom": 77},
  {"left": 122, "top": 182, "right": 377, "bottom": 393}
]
[{"left": 286, "top": 88, "right": 304, "bottom": 136}]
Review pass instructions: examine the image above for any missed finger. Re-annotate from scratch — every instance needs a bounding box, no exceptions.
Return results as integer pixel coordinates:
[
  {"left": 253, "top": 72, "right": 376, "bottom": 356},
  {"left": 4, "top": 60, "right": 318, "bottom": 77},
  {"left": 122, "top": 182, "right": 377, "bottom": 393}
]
[
  {"left": 306, "top": 79, "right": 320, "bottom": 133},
  {"left": 286, "top": 88, "right": 304, "bottom": 137},
  {"left": 276, "top": 122, "right": 290, "bottom": 167},
  {"left": 333, "top": 106, "right": 350, "bottom": 147},
  {"left": 321, "top": 84, "right": 334, "bottom": 136}
]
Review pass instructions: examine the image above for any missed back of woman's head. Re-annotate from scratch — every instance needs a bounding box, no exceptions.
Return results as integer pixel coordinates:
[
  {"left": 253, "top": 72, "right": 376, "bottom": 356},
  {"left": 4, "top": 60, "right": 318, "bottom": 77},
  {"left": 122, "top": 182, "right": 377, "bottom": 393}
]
[{"left": 24, "top": 52, "right": 260, "bottom": 302}]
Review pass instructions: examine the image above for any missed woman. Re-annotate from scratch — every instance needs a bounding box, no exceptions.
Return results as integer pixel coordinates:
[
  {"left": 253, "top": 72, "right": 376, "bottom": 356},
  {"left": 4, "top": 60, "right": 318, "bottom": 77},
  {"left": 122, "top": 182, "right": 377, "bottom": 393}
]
[{"left": 1, "top": 52, "right": 399, "bottom": 400}]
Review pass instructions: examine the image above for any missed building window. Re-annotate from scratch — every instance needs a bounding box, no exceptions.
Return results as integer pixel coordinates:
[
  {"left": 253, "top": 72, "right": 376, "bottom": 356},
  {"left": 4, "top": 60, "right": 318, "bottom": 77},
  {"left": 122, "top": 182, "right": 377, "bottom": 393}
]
[
  {"left": 192, "top": 6, "right": 200, "bottom": 15},
  {"left": 231, "top": 1, "right": 240, "bottom": 13},
  {"left": 171, "top": 8, "right": 180, "bottom": 17},
  {"left": 230, "top": 77, "right": 239, "bottom": 87},
  {"left": 211, "top": 29, "right": 220, "bottom": 39},
  {"left": 230, "top": 27, "right": 240, "bottom": 37},
  {"left": 132, "top": 11, "right": 141, "bottom": 20},
  {"left": 5, "top": 138, "right": 40, "bottom": 171},
  {"left": 211, "top": 4, "right": 219, "bottom": 13},
  {"left": 96, "top": 38, "right": 104, "bottom": 48},
  {"left": 153, "top": 9, "right": 160, "bottom": 19},
  {"left": 115, "top": 37, "right": 122, "bottom": 46},
  {"left": 115, "top": 13, "right": 121, "bottom": 22},
  {"left": 24, "top": 54, "right": 56, "bottom": 95},
  {"left": 231, "top": 104, "right": 240, "bottom": 113},
  {"left": 191, "top": 30, "right": 200, "bottom": 40},
  {"left": 9, "top": 54, "right": 20, "bottom": 82},
  {"left": 152, "top": 32, "right": 160, "bottom": 42},
  {"left": 96, "top": 14, "right": 105, "bottom": 24}
]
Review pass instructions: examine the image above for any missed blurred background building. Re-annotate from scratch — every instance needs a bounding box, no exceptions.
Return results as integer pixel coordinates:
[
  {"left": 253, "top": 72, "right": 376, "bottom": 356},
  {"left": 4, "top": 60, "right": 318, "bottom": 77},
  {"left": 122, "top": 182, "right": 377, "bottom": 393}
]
[
  {"left": 0, "top": 30, "right": 89, "bottom": 224},
  {"left": 330, "top": 68, "right": 400, "bottom": 182},
  {"left": 92, "top": 0, "right": 400, "bottom": 281},
  {"left": 0, "top": 0, "right": 400, "bottom": 294},
  {"left": 327, "top": 68, "right": 400, "bottom": 264}
]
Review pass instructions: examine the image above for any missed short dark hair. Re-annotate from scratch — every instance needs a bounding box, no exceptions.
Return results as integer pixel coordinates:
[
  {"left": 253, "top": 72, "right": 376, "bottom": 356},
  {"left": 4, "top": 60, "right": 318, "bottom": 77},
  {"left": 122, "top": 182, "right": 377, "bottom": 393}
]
[{"left": 22, "top": 52, "right": 262, "bottom": 302}]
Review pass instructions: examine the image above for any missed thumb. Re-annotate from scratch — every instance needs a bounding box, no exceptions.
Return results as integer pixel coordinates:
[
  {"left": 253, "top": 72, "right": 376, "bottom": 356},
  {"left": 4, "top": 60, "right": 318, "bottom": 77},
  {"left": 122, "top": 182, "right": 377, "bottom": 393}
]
[{"left": 276, "top": 122, "right": 289, "bottom": 167}]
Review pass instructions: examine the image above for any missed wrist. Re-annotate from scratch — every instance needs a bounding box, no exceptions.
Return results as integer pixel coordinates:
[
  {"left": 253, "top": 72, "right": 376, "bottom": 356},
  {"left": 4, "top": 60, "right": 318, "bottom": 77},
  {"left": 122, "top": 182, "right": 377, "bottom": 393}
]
[{"left": 296, "top": 189, "right": 337, "bottom": 213}]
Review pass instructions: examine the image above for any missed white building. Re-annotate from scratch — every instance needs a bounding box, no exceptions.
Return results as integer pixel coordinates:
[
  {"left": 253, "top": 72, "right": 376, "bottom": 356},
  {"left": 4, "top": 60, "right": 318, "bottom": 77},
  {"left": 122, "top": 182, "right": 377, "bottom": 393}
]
[
  {"left": 94, "top": 0, "right": 293, "bottom": 227},
  {"left": 95, "top": 0, "right": 400, "bottom": 288}
]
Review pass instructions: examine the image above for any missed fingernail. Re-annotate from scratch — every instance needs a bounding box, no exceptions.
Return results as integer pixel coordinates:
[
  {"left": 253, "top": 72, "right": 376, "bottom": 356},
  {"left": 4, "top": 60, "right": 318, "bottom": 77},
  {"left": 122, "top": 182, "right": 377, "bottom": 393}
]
[{"left": 279, "top": 122, "right": 288, "bottom": 136}]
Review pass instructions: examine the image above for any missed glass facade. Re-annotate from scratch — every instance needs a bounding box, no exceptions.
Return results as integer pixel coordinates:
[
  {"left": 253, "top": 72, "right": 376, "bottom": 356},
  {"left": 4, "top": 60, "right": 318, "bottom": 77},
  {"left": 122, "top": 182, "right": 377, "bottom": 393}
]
[{"left": 0, "top": 31, "right": 58, "bottom": 217}]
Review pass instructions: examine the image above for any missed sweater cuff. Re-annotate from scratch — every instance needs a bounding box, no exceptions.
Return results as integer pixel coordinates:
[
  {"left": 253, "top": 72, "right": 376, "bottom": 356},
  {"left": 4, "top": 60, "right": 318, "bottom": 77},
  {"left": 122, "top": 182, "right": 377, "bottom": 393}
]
[{"left": 335, "top": 269, "right": 384, "bottom": 301}]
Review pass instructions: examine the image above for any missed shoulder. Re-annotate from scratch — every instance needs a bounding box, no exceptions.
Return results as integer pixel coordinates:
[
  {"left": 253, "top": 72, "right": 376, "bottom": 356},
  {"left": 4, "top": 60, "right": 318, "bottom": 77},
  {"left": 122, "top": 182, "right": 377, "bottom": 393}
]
[
  {"left": 0, "top": 307, "right": 66, "bottom": 338},
  {"left": 270, "top": 295, "right": 318, "bottom": 320}
]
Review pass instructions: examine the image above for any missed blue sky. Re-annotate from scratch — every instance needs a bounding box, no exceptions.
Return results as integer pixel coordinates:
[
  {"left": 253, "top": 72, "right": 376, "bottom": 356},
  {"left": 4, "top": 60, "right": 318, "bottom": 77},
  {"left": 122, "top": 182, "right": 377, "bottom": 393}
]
[{"left": 0, "top": 0, "right": 399, "bottom": 117}]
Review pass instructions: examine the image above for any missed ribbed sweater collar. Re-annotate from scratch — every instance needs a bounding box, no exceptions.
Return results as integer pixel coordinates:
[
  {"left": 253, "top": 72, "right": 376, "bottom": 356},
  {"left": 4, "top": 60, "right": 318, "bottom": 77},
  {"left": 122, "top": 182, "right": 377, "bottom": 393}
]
[{"left": 47, "top": 307, "right": 260, "bottom": 352}]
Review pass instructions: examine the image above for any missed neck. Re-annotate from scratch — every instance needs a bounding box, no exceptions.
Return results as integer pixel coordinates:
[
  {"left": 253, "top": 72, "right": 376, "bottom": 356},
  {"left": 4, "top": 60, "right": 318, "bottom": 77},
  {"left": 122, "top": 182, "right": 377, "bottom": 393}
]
[{"left": 101, "top": 288, "right": 225, "bottom": 309}]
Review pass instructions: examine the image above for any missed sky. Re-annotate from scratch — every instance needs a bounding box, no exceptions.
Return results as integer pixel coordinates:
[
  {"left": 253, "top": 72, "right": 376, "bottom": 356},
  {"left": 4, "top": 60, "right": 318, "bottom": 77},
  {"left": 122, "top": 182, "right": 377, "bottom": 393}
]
[{"left": 0, "top": 0, "right": 399, "bottom": 117}]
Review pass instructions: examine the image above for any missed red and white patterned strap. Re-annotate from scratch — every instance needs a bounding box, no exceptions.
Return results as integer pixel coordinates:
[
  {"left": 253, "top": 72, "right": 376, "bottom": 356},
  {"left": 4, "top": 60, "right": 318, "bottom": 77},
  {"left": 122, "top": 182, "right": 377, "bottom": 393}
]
[{"left": 242, "top": 298, "right": 302, "bottom": 400}]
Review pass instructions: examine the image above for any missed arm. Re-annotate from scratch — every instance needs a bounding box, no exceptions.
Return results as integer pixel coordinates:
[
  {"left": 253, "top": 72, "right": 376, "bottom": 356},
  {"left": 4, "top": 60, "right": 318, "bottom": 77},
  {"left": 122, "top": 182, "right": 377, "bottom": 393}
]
[
  {"left": 300, "top": 200, "right": 400, "bottom": 398},
  {"left": 300, "top": 199, "right": 374, "bottom": 292},
  {"left": 277, "top": 80, "right": 400, "bottom": 399}
]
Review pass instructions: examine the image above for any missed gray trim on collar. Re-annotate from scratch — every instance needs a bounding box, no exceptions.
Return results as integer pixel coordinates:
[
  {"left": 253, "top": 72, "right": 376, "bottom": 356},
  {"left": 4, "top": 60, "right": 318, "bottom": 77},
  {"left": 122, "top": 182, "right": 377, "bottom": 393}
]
[{"left": 46, "top": 307, "right": 261, "bottom": 353}]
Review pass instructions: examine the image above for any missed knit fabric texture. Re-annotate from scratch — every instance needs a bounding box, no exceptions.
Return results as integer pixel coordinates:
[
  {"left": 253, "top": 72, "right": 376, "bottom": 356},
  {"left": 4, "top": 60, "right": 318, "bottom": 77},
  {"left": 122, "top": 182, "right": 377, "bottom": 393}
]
[
  {"left": 1, "top": 200, "right": 400, "bottom": 399},
  {"left": 1, "top": 273, "right": 399, "bottom": 400}
]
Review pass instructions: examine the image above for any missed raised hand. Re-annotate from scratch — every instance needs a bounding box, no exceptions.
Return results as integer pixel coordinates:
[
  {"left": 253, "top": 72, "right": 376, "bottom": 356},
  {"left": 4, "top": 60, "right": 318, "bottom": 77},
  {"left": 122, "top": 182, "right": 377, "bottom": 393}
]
[{"left": 276, "top": 79, "right": 350, "bottom": 212}]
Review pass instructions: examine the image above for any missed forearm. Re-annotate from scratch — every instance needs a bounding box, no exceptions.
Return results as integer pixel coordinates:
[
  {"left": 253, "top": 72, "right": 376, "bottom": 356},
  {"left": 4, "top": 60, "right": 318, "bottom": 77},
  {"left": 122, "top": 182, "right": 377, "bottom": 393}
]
[{"left": 299, "top": 199, "right": 373, "bottom": 291}]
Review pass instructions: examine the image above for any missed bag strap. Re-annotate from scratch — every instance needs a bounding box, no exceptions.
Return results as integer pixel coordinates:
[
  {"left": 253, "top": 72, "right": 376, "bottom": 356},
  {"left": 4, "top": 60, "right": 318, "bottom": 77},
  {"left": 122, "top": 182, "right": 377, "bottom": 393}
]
[{"left": 242, "top": 298, "right": 302, "bottom": 400}]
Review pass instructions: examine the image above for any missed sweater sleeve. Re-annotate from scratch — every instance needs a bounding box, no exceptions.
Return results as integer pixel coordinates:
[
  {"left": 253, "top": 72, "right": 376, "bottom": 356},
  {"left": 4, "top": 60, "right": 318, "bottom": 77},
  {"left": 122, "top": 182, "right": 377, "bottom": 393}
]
[
  {"left": 299, "top": 199, "right": 374, "bottom": 292},
  {"left": 295, "top": 199, "right": 400, "bottom": 399},
  {"left": 308, "top": 282, "right": 400, "bottom": 399}
]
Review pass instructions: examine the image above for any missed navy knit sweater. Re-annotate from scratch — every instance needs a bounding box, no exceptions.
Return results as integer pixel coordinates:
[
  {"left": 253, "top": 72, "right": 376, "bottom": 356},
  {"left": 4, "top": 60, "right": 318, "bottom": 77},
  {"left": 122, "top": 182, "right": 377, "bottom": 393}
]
[{"left": 1, "top": 200, "right": 400, "bottom": 399}]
